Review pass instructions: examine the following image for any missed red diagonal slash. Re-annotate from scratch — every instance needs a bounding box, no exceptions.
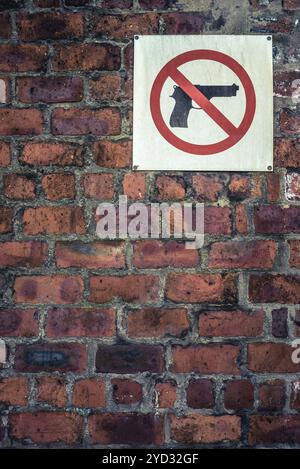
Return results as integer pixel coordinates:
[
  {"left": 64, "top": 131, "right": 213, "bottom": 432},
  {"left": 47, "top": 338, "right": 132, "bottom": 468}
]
[{"left": 169, "top": 67, "right": 238, "bottom": 136}]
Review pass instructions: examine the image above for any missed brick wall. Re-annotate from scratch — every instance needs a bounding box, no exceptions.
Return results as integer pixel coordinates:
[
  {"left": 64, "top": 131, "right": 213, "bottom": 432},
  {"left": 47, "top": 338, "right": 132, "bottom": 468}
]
[{"left": 0, "top": 0, "right": 300, "bottom": 448}]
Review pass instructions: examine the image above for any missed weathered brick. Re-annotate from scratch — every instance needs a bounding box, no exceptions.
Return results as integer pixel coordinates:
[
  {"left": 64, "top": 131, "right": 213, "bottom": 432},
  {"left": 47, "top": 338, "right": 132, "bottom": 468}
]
[
  {"left": 192, "top": 174, "right": 225, "bottom": 201},
  {"left": 154, "top": 381, "right": 176, "bottom": 408},
  {"left": 166, "top": 273, "right": 237, "bottom": 304},
  {"left": 4, "top": 174, "right": 35, "bottom": 199},
  {"left": 56, "top": 241, "right": 124, "bottom": 269},
  {"left": 251, "top": 14, "right": 295, "bottom": 33},
  {"left": 53, "top": 43, "right": 120, "bottom": 71},
  {"left": 96, "top": 344, "right": 164, "bottom": 373},
  {"left": 186, "top": 379, "right": 214, "bottom": 409},
  {"left": 82, "top": 173, "right": 114, "bottom": 199},
  {"left": 133, "top": 240, "right": 199, "bottom": 268},
  {"left": 224, "top": 380, "right": 254, "bottom": 410},
  {"left": 15, "top": 343, "right": 87, "bottom": 372},
  {"left": 127, "top": 308, "right": 189, "bottom": 338},
  {"left": 90, "top": 275, "right": 159, "bottom": 304},
  {"left": 259, "top": 380, "right": 285, "bottom": 410},
  {"left": 254, "top": 205, "right": 300, "bottom": 234},
  {"left": 0, "top": 308, "right": 38, "bottom": 337},
  {"left": 123, "top": 173, "right": 146, "bottom": 200},
  {"left": 267, "top": 173, "right": 281, "bottom": 202},
  {"left": 0, "top": 207, "right": 12, "bottom": 233},
  {"left": 208, "top": 240, "right": 277, "bottom": 269},
  {"left": 14, "top": 275, "right": 84, "bottom": 304},
  {"left": 170, "top": 414, "right": 241, "bottom": 444},
  {"left": 0, "top": 241, "right": 47, "bottom": 268},
  {"left": 23, "top": 206, "right": 85, "bottom": 235},
  {"left": 280, "top": 109, "right": 300, "bottom": 135},
  {"left": 94, "top": 139, "right": 131, "bottom": 168},
  {"left": 0, "top": 44, "right": 47, "bottom": 72},
  {"left": 90, "top": 75, "right": 122, "bottom": 102},
  {"left": 286, "top": 172, "right": 300, "bottom": 200},
  {"left": 36, "top": 376, "right": 67, "bottom": 407},
  {"left": 18, "top": 77, "right": 83, "bottom": 103},
  {"left": 46, "top": 307, "right": 115, "bottom": 337},
  {"left": 52, "top": 108, "right": 121, "bottom": 136},
  {"left": 228, "top": 174, "right": 261, "bottom": 200},
  {"left": 291, "top": 381, "right": 300, "bottom": 409},
  {"left": 93, "top": 13, "right": 159, "bottom": 39},
  {"left": 0, "top": 109, "right": 43, "bottom": 135},
  {"left": 283, "top": 0, "right": 300, "bottom": 10},
  {"left": 275, "top": 138, "right": 300, "bottom": 168},
  {"left": 9, "top": 412, "right": 83, "bottom": 444},
  {"left": 17, "top": 12, "right": 84, "bottom": 41},
  {"left": 272, "top": 308, "right": 288, "bottom": 338},
  {"left": 171, "top": 345, "right": 240, "bottom": 374},
  {"left": 21, "top": 142, "right": 84, "bottom": 166},
  {"left": 248, "top": 343, "right": 300, "bottom": 373},
  {"left": 34, "top": 0, "right": 60, "bottom": 6},
  {"left": 112, "top": 379, "right": 143, "bottom": 405},
  {"left": 102, "top": 0, "right": 133, "bottom": 6},
  {"left": 0, "top": 142, "right": 10, "bottom": 167},
  {"left": 42, "top": 173, "right": 75, "bottom": 200},
  {"left": 0, "top": 377, "right": 28, "bottom": 406},
  {"left": 204, "top": 206, "right": 232, "bottom": 235},
  {"left": 249, "top": 416, "right": 300, "bottom": 445},
  {"left": 0, "top": 12, "right": 11, "bottom": 38},
  {"left": 274, "top": 70, "right": 300, "bottom": 96},
  {"left": 289, "top": 239, "right": 300, "bottom": 267},
  {"left": 156, "top": 176, "right": 186, "bottom": 200},
  {"left": 235, "top": 204, "right": 248, "bottom": 234},
  {"left": 249, "top": 274, "right": 300, "bottom": 303},
  {"left": 73, "top": 379, "right": 105, "bottom": 408},
  {"left": 162, "top": 12, "right": 206, "bottom": 34},
  {"left": 199, "top": 310, "right": 264, "bottom": 337}
]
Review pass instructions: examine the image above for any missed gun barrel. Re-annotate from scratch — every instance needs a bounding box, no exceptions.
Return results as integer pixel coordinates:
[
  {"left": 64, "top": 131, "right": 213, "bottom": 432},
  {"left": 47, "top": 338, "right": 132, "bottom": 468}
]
[{"left": 196, "top": 84, "right": 239, "bottom": 99}]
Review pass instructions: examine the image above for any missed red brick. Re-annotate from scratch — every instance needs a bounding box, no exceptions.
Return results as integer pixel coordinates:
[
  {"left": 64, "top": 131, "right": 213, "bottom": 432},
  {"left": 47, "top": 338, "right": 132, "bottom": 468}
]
[
  {"left": 224, "top": 380, "right": 254, "bottom": 410},
  {"left": 23, "top": 206, "right": 85, "bottom": 235},
  {"left": 133, "top": 240, "right": 199, "bottom": 268},
  {"left": 42, "top": 173, "right": 75, "bottom": 200},
  {"left": 9, "top": 412, "right": 83, "bottom": 444},
  {"left": 0, "top": 109, "right": 43, "bottom": 135},
  {"left": 192, "top": 174, "right": 225, "bottom": 201},
  {"left": 56, "top": 241, "right": 124, "bottom": 269},
  {"left": 204, "top": 206, "right": 232, "bottom": 235},
  {"left": 154, "top": 381, "right": 176, "bottom": 408},
  {"left": 235, "top": 204, "right": 248, "bottom": 234},
  {"left": 17, "top": 12, "right": 84, "bottom": 41},
  {"left": 259, "top": 380, "right": 285, "bottom": 410},
  {"left": 0, "top": 241, "right": 47, "bottom": 268},
  {"left": 52, "top": 108, "right": 120, "bottom": 136},
  {"left": 249, "top": 274, "right": 300, "bottom": 303},
  {"left": 34, "top": 0, "right": 60, "bottom": 6},
  {"left": 0, "top": 12, "right": 11, "bottom": 38},
  {"left": 251, "top": 14, "right": 295, "bottom": 33},
  {"left": 0, "top": 207, "right": 12, "bottom": 233},
  {"left": 82, "top": 173, "right": 114, "bottom": 199},
  {"left": 289, "top": 240, "right": 300, "bottom": 267},
  {"left": 186, "top": 379, "right": 214, "bottom": 409},
  {"left": 280, "top": 109, "right": 300, "bottom": 135},
  {"left": 274, "top": 70, "right": 300, "bottom": 96},
  {"left": 53, "top": 43, "right": 120, "bottom": 71},
  {"left": 272, "top": 308, "right": 288, "bottom": 338},
  {"left": 93, "top": 13, "right": 159, "bottom": 39},
  {"left": 267, "top": 173, "right": 281, "bottom": 202},
  {"left": 21, "top": 142, "right": 84, "bottom": 166},
  {"left": 228, "top": 174, "right": 261, "bottom": 200},
  {"left": 96, "top": 344, "right": 164, "bottom": 373},
  {"left": 127, "top": 308, "right": 189, "bottom": 338},
  {"left": 4, "top": 174, "right": 35, "bottom": 199},
  {"left": 18, "top": 77, "right": 83, "bottom": 103},
  {"left": 0, "top": 308, "right": 38, "bottom": 337},
  {"left": 73, "top": 379, "right": 105, "bottom": 408},
  {"left": 15, "top": 343, "right": 87, "bottom": 372},
  {"left": 166, "top": 273, "right": 237, "bottom": 304},
  {"left": 170, "top": 414, "right": 241, "bottom": 444},
  {"left": 46, "top": 307, "right": 115, "bottom": 337},
  {"left": 275, "top": 138, "right": 300, "bottom": 168},
  {"left": 0, "top": 142, "right": 10, "bottom": 167},
  {"left": 254, "top": 205, "right": 300, "bottom": 234},
  {"left": 171, "top": 345, "right": 240, "bottom": 374},
  {"left": 89, "top": 413, "right": 163, "bottom": 445},
  {"left": 0, "top": 44, "right": 47, "bottom": 72},
  {"left": 283, "top": 0, "right": 300, "bottom": 10},
  {"left": 162, "top": 12, "right": 206, "bottom": 34},
  {"left": 14, "top": 275, "right": 84, "bottom": 304},
  {"left": 123, "top": 173, "right": 146, "bottom": 199},
  {"left": 291, "top": 381, "right": 300, "bottom": 409},
  {"left": 156, "top": 176, "right": 186, "bottom": 200},
  {"left": 94, "top": 139, "right": 131, "bottom": 168},
  {"left": 90, "top": 275, "right": 159, "bottom": 304},
  {"left": 64, "top": 0, "right": 90, "bottom": 5},
  {"left": 102, "top": 0, "right": 132, "bottom": 6},
  {"left": 248, "top": 343, "right": 300, "bottom": 373},
  {"left": 90, "top": 75, "right": 122, "bottom": 101},
  {"left": 36, "top": 376, "right": 67, "bottom": 407},
  {"left": 0, "top": 377, "right": 28, "bottom": 406},
  {"left": 286, "top": 172, "right": 300, "bottom": 200},
  {"left": 139, "top": 0, "right": 165, "bottom": 7},
  {"left": 112, "top": 379, "right": 142, "bottom": 405},
  {"left": 249, "top": 415, "right": 300, "bottom": 445},
  {"left": 208, "top": 240, "right": 277, "bottom": 269},
  {"left": 199, "top": 310, "right": 265, "bottom": 337}
]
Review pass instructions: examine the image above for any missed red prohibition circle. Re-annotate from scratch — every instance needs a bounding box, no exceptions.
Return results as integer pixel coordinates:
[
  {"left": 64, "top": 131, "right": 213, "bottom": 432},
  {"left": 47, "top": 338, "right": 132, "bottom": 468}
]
[{"left": 150, "top": 49, "right": 256, "bottom": 155}]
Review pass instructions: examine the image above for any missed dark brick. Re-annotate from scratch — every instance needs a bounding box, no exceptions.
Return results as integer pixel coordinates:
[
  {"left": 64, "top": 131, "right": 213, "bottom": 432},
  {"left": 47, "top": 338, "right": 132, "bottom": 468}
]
[{"left": 95, "top": 344, "right": 164, "bottom": 373}]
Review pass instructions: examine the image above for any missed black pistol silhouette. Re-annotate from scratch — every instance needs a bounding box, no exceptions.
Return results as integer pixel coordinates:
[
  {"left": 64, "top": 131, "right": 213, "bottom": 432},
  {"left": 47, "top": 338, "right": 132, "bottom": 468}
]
[{"left": 170, "top": 83, "right": 239, "bottom": 128}]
